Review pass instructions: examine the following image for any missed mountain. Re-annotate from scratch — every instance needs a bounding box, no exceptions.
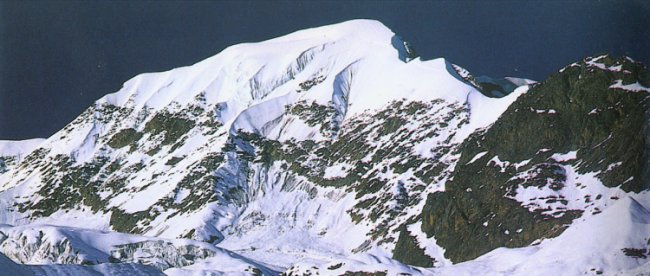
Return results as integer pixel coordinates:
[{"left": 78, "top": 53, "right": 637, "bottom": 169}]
[{"left": 0, "top": 19, "right": 649, "bottom": 275}]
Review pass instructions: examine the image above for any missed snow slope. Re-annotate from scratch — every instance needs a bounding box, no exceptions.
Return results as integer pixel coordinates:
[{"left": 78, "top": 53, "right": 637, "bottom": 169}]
[
  {"left": 0, "top": 224, "right": 277, "bottom": 274},
  {"left": 435, "top": 194, "right": 650, "bottom": 275},
  {"left": 0, "top": 139, "right": 45, "bottom": 157},
  {"left": 0, "top": 138, "right": 45, "bottom": 174}
]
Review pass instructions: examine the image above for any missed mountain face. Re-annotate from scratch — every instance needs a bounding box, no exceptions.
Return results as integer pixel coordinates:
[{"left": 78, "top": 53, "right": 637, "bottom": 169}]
[{"left": 0, "top": 20, "right": 649, "bottom": 275}]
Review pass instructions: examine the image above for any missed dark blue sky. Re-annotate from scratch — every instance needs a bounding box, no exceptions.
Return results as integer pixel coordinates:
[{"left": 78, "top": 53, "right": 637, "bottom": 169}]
[{"left": 1, "top": 1, "right": 649, "bottom": 140}]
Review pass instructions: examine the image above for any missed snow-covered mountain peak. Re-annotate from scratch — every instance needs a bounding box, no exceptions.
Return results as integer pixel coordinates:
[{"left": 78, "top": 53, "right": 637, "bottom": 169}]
[
  {"left": 87, "top": 19, "right": 486, "bottom": 145},
  {"left": 263, "top": 19, "right": 401, "bottom": 48},
  {"left": 1, "top": 19, "right": 648, "bottom": 275},
  {"left": 99, "top": 19, "right": 411, "bottom": 109},
  {"left": 0, "top": 21, "right": 533, "bottom": 270}
]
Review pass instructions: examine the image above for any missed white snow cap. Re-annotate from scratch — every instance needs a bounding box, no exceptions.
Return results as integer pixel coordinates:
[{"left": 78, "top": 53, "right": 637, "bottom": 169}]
[
  {"left": 99, "top": 19, "right": 410, "bottom": 109},
  {"left": 94, "top": 19, "right": 494, "bottom": 143}
]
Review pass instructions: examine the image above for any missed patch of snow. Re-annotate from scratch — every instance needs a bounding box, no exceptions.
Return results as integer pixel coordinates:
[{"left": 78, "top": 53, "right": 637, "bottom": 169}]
[
  {"left": 609, "top": 80, "right": 650, "bottom": 92},
  {"left": 606, "top": 162, "right": 623, "bottom": 172},
  {"left": 323, "top": 163, "right": 352, "bottom": 179},
  {"left": 608, "top": 64, "right": 623, "bottom": 71},
  {"left": 466, "top": 151, "right": 488, "bottom": 165},
  {"left": 584, "top": 55, "right": 609, "bottom": 70},
  {"left": 487, "top": 155, "right": 527, "bottom": 172},
  {"left": 406, "top": 221, "right": 452, "bottom": 267},
  {"left": 550, "top": 151, "right": 577, "bottom": 162},
  {"left": 510, "top": 164, "right": 624, "bottom": 218},
  {"left": 503, "top": 77, "right": 537, "bottom": 86},
  {"left": 456, "top": 85, "right": 528, "bottom": 142},
  {"left": 174, "top": 188, "right": 191, "bottom": 204}
]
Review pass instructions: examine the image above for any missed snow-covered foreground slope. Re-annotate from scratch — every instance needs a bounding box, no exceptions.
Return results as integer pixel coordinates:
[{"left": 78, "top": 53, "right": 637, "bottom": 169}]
[
  {"left": 284, "top": 194, "right": 650, "bottom": 275},
  {"left": 0, "top": 20, "right": 649, "bottom": 275},
  {"left": 2, "top": 253, "right": 164, "bottom": 276},
  {"left": 0, "top": 224, "right": 276, "bottom": 274}
]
